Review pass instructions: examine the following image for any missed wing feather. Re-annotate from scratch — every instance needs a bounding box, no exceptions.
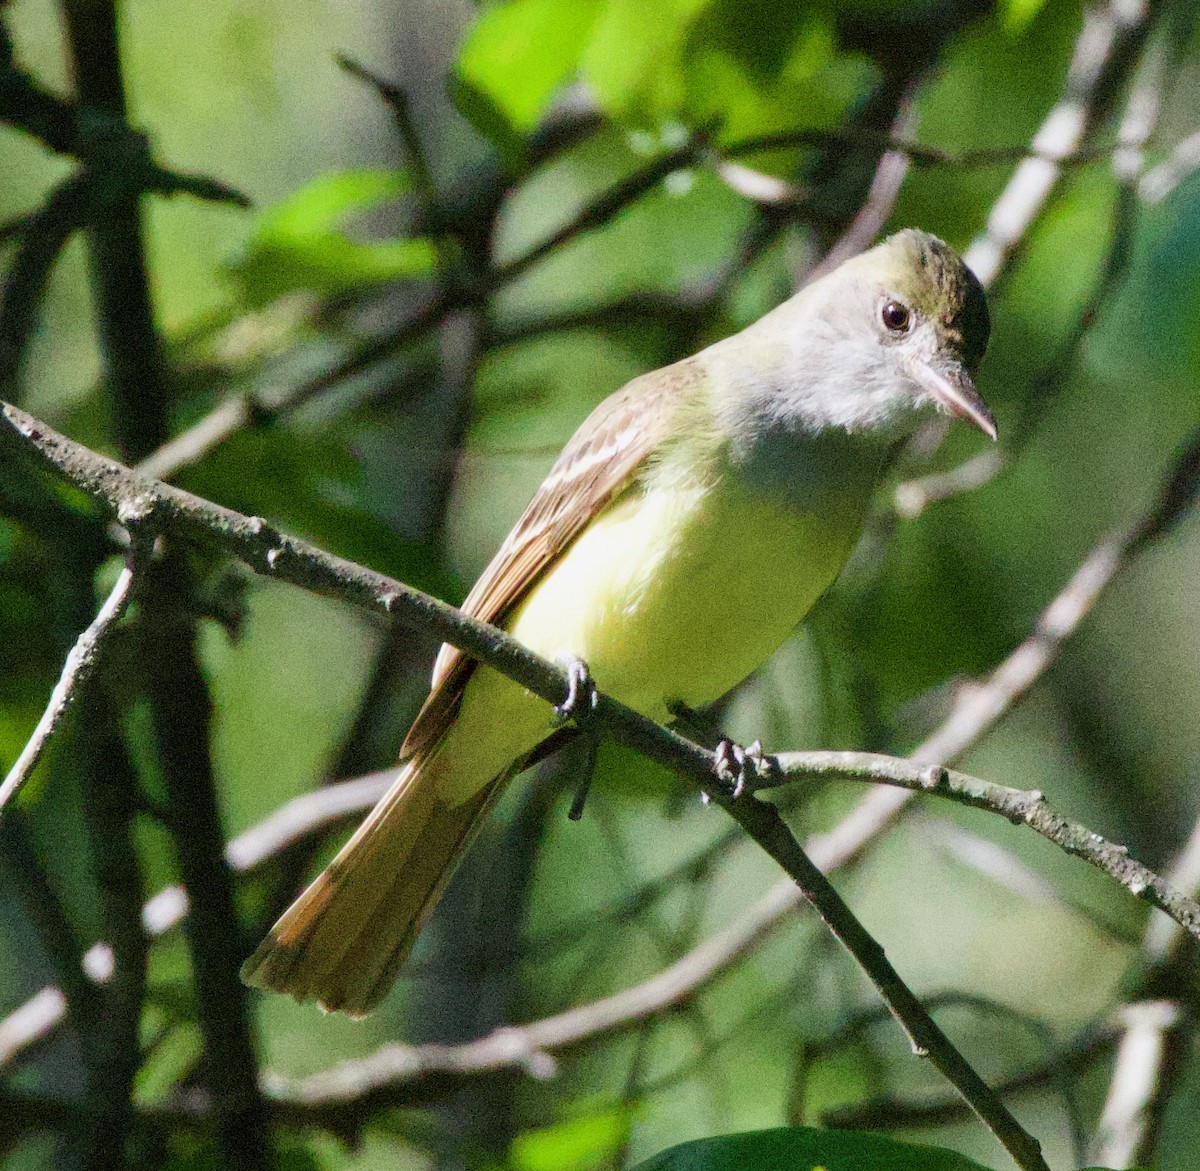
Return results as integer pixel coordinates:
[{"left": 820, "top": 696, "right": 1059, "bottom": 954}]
[{"left": 399, "top": 360, "right": 703, "bottom": 763}]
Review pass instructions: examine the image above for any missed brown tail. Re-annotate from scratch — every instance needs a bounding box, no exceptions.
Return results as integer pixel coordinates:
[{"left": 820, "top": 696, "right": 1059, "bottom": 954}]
[{"left": 240, "top": 755, "right": 504, "bottom": 1017}]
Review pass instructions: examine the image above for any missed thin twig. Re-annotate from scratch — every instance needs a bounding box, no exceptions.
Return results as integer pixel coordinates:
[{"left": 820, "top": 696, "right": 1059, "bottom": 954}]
[
  {"left": 703, "top": 787, "right": 1052, "bottom": 1170},
  {"left": 0, "top": 15, "right": 247, "bottom": 203},
  {"left": 0, "top": 554, "right": 140, "bottom": 809},
  {"left": 3, "top": 400, "right": 1189, "bottom": 1140},
  {"left": 132, "top": 291, "right": 450, "bottom": 482},
  {"left": 893, "top": 450, "right": 1006, "bottom": 520},
  {"left": 751, "top": 751, "right": 1200, "bottom": 942},
  {"left": 0, "top": 173, "right": 92, "bottom": 395},
  {"left": 336, "top": 55, "right": 437, "bottom": 206}
]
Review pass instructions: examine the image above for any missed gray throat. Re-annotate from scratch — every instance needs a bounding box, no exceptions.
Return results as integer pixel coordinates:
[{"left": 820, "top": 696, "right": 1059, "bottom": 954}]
[{"left": 724, "top": 416, "right": 893, "bottom": 518}]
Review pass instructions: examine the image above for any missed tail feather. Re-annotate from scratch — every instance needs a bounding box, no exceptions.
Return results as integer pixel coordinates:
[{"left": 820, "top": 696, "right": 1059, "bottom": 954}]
[{"left": 240, "top": 755, "right": 503, "bottom": 1017}]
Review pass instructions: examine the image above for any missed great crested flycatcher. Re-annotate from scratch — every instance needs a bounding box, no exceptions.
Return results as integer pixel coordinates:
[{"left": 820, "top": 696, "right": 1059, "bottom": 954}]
[{"left": 242, "top": 228, "right": 994, "bottom": 1016}]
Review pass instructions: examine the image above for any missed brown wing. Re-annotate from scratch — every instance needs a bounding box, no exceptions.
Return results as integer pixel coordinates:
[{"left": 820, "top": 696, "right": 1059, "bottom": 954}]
[{"left": 399, "top": 359, "right": 703, "bottom": 764}]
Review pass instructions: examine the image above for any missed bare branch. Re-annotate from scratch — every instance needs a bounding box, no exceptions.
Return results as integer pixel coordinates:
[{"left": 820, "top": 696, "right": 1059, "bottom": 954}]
[
  {"left": 0, "top": 174, "right": 92, "bottom": 395},
  {"left": 893, "top": 450, "right": 1005, "bottom": 520},
  {"left": 0, "top": 401, "right": 1055, "bottom": 1167},
  {"left": 0, "top": 552, "right": 140, "bottom": 809},
  {"left": 706, "top": 785, "right": 1052, "bottom": 1170},
  {"left": 5, "top": 398, "right": 1191, "bottom": 1144},
  {"left": 751, "top": 751, "right": 1200, "bottom": 943}
]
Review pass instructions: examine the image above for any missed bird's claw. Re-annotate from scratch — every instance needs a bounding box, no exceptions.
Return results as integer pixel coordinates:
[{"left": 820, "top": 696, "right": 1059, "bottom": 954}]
[
  {"left": 554, "top": 654, "right": 598, "bottom": 725},
  {"left": 711, "top": 738, "right": 776, "bottom": 800}
]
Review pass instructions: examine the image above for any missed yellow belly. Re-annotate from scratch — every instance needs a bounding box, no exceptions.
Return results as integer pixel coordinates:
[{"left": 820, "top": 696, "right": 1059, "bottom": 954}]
[{"left": 507, "top": 467, "right": 867, "bottom": 718}]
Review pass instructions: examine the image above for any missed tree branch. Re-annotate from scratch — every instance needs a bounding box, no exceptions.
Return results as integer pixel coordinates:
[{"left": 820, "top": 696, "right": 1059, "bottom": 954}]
[
  {"left": 750, "top": 751, "right": 1200, "bottom": 943},
  {"left": 704, "top": 788, "right": 1051, "bottom": 1169}
]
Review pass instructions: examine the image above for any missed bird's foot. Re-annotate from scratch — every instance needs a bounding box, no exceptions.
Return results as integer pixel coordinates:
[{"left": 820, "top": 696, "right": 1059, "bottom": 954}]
[
  {"left": 554, "top": 654, "right": 599, "bottom": 726},
  {"left": 712, "top": 738, "right": 777, "bottom": 800},
  {"left": 551, "top": 656, "right": 599, "bottom": 821}
]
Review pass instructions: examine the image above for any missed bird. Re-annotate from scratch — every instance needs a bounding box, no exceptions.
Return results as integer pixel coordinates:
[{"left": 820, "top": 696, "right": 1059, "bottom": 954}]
[{"left": 241, "top": 228, "right": 994, "bottom": 1016}]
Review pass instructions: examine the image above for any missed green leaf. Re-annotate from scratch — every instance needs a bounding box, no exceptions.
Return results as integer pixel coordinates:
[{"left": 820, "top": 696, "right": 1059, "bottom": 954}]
[
  {"left": 509, "top": 1106, "right": 633, "bottom": 1170},
  {"left": 1000, "top": 0, "right": 1050, "bottom": 33},
  {"left": 686, "top": 0, "right": 815, "bottom": 80},
  {"left": 630, "top": 1127, "right": 997, "bottom": 1171},
  {"left": 449, "top": 74, "right": 531, "bottom": 170},
  {"left": 580, "top": 0, "right": 713, "bottom": 123},
  {"left": 456, "top": 0, "right": 603, "bottom": 135},
  {"left": 230, "top": 169, "right": 437, "bottom": 307}
]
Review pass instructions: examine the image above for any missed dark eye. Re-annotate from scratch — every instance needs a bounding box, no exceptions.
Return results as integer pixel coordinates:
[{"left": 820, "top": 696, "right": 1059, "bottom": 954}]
[{"left": 882, "top": 301, "right": 910, "bottom": 332}]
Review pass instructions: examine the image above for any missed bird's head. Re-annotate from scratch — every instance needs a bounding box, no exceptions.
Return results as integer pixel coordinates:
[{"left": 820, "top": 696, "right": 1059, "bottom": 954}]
[
  {"left": 829, "top": 228, "right": 995, "bottom": 439},
  {"left": 707, "top": 228, "right": 995, "bottom": 449}
]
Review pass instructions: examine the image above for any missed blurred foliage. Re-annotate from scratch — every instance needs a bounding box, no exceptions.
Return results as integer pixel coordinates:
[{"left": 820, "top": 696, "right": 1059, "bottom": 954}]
[
  {"left": 3, "top": 0, "right": 1200, "bottom": 1169},
  {"left": 229, "top": 169, "right": 438, "bottom": 308}
]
